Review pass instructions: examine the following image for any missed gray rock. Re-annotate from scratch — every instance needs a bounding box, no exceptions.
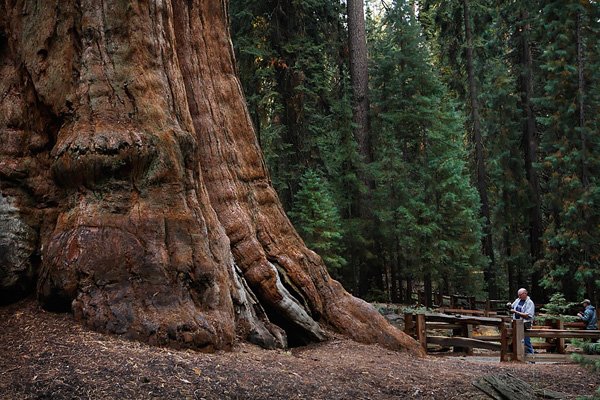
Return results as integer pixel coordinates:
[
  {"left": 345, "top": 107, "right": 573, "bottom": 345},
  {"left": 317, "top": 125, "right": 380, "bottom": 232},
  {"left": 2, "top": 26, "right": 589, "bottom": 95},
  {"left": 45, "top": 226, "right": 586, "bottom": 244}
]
[{"left": 0, "top": 193, "right": 37, "bottom": 304}]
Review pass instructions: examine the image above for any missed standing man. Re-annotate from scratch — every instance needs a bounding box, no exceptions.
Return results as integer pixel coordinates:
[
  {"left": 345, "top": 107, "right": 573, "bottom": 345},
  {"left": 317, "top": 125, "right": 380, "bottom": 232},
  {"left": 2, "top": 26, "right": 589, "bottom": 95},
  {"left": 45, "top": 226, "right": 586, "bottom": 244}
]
[
  {"left": 578, "top": 299, "right": 598, "bottom": 330},
  {"left": 510, "top": 288, "right": 535, "bottom": 354}
]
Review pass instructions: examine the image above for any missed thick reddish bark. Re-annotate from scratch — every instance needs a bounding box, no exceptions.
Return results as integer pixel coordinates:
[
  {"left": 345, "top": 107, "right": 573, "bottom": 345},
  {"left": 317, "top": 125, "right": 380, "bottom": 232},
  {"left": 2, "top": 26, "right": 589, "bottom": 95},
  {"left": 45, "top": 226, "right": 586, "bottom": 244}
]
[{"left": 0, "top": 0, "right": 421, "bottom": 354}]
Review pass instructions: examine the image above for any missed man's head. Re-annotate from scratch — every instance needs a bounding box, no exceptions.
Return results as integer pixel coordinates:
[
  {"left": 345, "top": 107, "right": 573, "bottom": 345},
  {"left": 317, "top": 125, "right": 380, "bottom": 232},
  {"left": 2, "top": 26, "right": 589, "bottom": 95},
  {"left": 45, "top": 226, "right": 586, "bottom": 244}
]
[
  {"left": 582, "top": 299, "right": 591, "bottom": 306},
  {"left": 517, "top": 288, "right": 528, "bottom": 300}
]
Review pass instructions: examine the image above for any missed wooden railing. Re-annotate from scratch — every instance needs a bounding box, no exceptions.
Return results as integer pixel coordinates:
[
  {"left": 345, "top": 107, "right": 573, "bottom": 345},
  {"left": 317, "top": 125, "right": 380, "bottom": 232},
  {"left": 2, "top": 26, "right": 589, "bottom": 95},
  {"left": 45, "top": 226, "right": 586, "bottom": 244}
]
[
  {"left": 530, "top": 320, "right": 592, "bottom": 354},
  {"left": 405, "top": 312, "right": 512, "bottom": 360},
  {"left": 405, "top": 312, "right": 600, "bottom": 362}
]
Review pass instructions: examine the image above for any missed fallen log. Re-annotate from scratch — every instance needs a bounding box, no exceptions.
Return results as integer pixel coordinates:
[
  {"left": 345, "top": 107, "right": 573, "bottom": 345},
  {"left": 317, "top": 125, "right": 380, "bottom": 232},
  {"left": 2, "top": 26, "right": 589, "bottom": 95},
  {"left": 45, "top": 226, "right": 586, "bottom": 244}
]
[{"left": 472, "top": 373, "right": 566, "bottom": 400}]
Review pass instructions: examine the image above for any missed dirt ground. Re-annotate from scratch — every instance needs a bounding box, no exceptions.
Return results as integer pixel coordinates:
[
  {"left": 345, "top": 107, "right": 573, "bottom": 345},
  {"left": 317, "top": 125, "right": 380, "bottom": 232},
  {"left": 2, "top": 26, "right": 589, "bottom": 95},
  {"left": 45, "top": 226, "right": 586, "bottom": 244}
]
[{"left": 1, "top": 299, "right": 599, "bottom": 399}]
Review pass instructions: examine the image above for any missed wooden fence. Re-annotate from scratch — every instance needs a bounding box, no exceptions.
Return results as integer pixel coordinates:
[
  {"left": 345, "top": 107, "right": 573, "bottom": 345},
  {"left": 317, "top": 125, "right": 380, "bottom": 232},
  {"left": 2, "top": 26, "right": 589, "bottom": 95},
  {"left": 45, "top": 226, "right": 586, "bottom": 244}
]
[{"left": 405, "top": 312, "right": 600, "bottom": 362}]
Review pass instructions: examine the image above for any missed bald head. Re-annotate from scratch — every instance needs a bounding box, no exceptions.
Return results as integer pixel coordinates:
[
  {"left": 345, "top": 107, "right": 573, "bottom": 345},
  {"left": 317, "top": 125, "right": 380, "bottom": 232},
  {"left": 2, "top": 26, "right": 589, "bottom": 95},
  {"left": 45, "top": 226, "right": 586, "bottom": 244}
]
[{"left": 517, "top": 288, "right": 528, "bottom": 300}]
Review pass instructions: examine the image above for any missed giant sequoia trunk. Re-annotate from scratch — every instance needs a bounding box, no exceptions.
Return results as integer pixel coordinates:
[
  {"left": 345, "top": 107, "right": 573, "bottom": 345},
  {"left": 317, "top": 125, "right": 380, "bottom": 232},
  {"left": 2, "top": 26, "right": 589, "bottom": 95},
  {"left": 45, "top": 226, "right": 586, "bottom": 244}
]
[{"left": 0, "top": 0, "right": 421, "bottom": 354}]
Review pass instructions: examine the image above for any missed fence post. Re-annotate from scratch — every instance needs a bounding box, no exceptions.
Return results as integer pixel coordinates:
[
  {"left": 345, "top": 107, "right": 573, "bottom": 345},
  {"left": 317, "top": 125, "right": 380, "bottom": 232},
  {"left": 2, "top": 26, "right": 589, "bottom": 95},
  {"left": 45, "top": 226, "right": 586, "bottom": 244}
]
[
  {"left": 404, "top": 313, "right": 415, "bottom": 336},
  {"left": 500, "top": 322, "right": 508, "bottom": 361},
  {"left": 416, "top": 313, "right": 427, "bottom": 353},
  {"left": 556, "top": 319, "right": 566, "bottom": 354},
  {"left": 512, "top": 319, "right": 525, "bottom": 361},
  {"left": 465, "top": 324, "right": 473, "bottom": 355}
]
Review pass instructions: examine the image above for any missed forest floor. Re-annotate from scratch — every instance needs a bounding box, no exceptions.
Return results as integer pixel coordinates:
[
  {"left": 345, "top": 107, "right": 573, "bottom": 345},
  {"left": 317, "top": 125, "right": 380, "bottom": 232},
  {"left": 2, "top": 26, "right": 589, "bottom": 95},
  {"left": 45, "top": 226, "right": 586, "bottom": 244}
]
[{"left": 1, "top": 299, "right": 599, "bottom": 400}]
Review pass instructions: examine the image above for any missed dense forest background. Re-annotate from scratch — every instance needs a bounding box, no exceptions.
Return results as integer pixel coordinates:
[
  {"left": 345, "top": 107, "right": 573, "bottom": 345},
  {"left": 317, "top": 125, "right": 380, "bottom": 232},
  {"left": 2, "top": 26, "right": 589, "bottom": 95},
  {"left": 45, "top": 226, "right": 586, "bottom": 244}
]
[{"left": 228, "top": 0, "right": 600, "bottom": 307}]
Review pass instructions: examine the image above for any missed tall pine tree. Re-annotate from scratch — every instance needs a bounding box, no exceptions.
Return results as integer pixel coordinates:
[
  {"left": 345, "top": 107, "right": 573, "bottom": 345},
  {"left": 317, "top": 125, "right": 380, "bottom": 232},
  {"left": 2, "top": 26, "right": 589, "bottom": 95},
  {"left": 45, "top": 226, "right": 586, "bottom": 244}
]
[
  {"left": 536, "top": 0, "right": 600, "bottom": 303},
  {"left": 370, "top": 0, "right": 486, "bottom": 304}
]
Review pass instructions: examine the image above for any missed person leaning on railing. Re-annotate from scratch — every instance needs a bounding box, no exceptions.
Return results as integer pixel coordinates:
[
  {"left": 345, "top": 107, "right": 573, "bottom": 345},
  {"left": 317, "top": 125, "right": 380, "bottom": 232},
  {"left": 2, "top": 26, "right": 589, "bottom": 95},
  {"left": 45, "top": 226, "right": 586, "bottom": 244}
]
[{"left": 578, "top": 299, "right": 598, "bottom": 330}]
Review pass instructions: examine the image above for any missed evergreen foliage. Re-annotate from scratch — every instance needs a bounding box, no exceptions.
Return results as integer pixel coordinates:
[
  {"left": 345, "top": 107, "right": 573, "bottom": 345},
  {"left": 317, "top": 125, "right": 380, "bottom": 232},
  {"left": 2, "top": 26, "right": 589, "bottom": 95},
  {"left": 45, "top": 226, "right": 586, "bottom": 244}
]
[
  {"left": 230, "top": 0, "right": 600, "bottom": 304},
  {"left": 229, "top": 0, "right": 353, "bottom": 208},
  {"left": 369, "top": 0, "right": 486, "bottom": 300},
  {"left": 540, "top": 292, "right": 578, "bottom": 316},
  {"left": 480, "top": 0, "right": 535, "bottom": 299},
  {"left": 289, "top": 170, "right": 347, "bottom": 276},
  {"left": 535, "top": 0, "right": 600, "bottom": 302}
]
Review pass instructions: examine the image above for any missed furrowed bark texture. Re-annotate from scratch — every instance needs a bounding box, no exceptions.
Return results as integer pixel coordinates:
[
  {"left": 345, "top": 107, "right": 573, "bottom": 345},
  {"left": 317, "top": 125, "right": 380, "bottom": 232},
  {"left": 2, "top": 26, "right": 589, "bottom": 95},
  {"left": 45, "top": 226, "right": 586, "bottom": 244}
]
[{"left": 0, "top": 0, "right": 421, "bottom": 354}]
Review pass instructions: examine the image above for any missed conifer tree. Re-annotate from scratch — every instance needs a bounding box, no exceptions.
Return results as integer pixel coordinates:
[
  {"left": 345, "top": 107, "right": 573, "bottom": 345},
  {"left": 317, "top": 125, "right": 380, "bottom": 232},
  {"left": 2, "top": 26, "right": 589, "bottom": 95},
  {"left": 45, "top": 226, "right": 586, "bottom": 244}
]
[
  {"left": 229, "top": 0, "right": 351, "bottom": 209},
  {"left": 536, "top": 0, "right": 600, "bottom": 302},
  {"left": 370, "top": 0, "right": 486, "bottom": 303},
  {"left": 462, "top": 0, "right": 497, "bottom": 298},
  {"left": 289, "top": 170, "right": 347, "bottom": 277},
  {"left": 514, "top": 3, "right": 544, "bottom": 299},
  {"left": 477, "top": 0, "right": 537, "bottom": 299},
  {"left": 419, "top": 0, "right": 497, "bottom": 298}
]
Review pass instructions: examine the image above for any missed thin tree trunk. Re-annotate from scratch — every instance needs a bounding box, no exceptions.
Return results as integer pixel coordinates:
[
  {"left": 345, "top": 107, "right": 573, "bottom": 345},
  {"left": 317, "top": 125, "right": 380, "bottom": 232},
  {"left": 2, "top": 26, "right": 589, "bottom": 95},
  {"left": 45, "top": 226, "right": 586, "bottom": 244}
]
[
  {"left": 504, "top": 224, "right": 517, "bottom": 297},
  {"left": 576, "top": 9, "right": 589, "bottom": 188},
  {"left": 424, "top": 273, "right": 433, "bottom": 308},
  {"left": 347, "top": 0, "right": 372, "bottom": 166},
  {"left": 406, "top": 275, "right": 414, "bottom": 304},
  {"left": 576, "top": 8, "right": 592, "bottom": 302},
  {"left": 391, "top": 238, "right": 400, "bottom": 303},
  {"left": 0, "top": 0, "right": 422, "bottom": 355},
  {"left": 518, "top": 9, "right": 543, "bottom": 299},
  {"left": 463, "top": 0, "right": 496, "bottom": 298},
  {"left": 347, "top": 0, "right": 379, "bottom": 298}
]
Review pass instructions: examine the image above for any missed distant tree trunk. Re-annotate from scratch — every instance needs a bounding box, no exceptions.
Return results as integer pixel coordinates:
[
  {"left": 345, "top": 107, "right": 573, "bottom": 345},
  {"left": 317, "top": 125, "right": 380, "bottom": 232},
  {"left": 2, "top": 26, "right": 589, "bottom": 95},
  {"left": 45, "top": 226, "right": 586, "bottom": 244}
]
[
  {"left": 502, "top": 190, "right": 517, "bottom": 297},
  {"left": 576, "top": 8, "right": 593, "bottom": 302},
  {"left": 0, "top": 0, "right": 421, "bottom": 355},
  {"left": 347, "top": 0, "right": 379, "bottom": 298},
  {"left": 391, "top": 238, "right": 400, "bottom": 303},
  {"left": 463, "top": 0, "right": 496, "bottom": 298},
  {"left": 424, "top": 273, "right": 433, "bottom": 308},
  {"left": 517, "top": 10, "right": 543, "bottom": 299},
  {"left": 406, "top": 276, "right": 414, "bottom": 304},
  {"left": 347, "top": 0, "right": 371, "bottom": 166},
  {"left": 576, "top": 9, "right": 589, "bottom": 188}
]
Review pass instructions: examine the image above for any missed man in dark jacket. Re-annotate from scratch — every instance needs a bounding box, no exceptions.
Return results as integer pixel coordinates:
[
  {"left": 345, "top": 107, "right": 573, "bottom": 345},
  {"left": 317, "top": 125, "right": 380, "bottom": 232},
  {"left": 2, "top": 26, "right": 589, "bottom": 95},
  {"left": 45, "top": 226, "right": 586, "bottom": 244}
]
[{"left": 578, "top": 299, "right": 598, "bottom": 330}]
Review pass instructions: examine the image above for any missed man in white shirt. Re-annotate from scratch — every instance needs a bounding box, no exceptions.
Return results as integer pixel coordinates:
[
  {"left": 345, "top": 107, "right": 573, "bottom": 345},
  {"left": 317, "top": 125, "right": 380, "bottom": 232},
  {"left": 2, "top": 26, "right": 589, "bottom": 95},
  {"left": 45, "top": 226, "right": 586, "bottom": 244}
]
[{"left": 510, "top": 288, "right": 535, "bottom": 354}]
